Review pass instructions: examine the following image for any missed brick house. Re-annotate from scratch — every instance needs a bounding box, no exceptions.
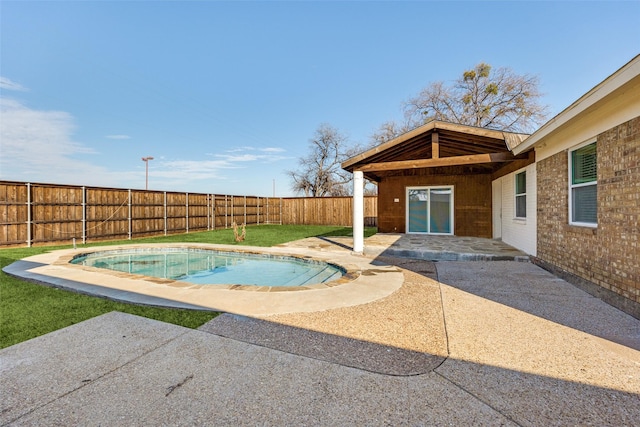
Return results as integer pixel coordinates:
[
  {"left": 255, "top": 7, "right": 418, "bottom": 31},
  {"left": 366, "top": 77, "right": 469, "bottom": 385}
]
[
  {"left": 344, "top": 55, "right": 639, "bottom": 318},
  {"left": 511, "top": 55, "right": 640, "bottom": 318}
]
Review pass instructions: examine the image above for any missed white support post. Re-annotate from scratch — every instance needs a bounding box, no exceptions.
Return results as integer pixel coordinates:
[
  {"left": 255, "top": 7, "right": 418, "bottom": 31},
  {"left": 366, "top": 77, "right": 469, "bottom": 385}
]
[
  {"left": 26, "top": 183, "right": 32, "bottom": 247},
  {"left": 353, "top": 170, "right": 364, "bottom": 255}
]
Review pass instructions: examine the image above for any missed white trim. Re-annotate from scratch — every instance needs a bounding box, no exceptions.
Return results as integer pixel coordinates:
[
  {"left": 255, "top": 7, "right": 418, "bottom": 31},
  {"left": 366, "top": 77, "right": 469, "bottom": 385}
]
[
  {"left": 513, "top": 55, "right": 640, "bottom": 155},
  {"left": 492, "top": 179, "right": 502, "bottom": 239},
  {"left": 492, "top": 164, "right": 537, "bottom": 256},
  {"left": 514, "top": 170, "right": 527, "bottom": 219},
  {"left": 568, "top": 140, "right": 598, "bottom": 227},
  {"left": 405, "top": 185, "right": 454, "bottom": 235}
]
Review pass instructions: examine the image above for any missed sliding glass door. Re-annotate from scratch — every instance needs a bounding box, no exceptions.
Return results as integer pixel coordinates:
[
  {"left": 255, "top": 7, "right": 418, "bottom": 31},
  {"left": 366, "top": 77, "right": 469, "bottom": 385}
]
[{"left": 407, "top": 186, "right": 454, "bottom": 234}]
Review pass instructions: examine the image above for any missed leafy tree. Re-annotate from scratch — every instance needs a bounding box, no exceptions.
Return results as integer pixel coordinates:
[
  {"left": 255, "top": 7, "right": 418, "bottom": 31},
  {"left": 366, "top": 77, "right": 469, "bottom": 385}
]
[
  {"left": 288, "top": 124, "right": 355, "bottom": 197},
  {"left": 403, "top": 63, "right": 548, "bottom": 133}
]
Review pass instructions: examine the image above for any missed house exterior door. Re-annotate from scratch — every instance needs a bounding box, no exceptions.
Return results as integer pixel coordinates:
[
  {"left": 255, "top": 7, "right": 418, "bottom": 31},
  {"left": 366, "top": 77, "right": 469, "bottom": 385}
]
[
  {"left": 492, "top": 179, "right": 502, "bottom": 239},
  {"left": 406, "top": 186, "right": 454, "bottom": 234}
]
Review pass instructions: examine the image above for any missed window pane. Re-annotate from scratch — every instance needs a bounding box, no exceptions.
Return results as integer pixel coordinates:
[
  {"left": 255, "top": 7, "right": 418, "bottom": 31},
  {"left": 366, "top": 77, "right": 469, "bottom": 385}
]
[
  {"left": 429, "top": 188, "right": 451, "bottom": 233},
  {"left": 515, "top": 172, "right": 526, "bottom": 195},
  {"left": 516, "top": 195, "right": 526, "bottom": 218},
  {"left": 572, "top": 184, "right": 597, "bottom": 223},
  {"left": 572, "top": 143, "right": 597, "bottom": 185},
  {"left": 408, "top": 190, "right": 428, "bottom": 232}
]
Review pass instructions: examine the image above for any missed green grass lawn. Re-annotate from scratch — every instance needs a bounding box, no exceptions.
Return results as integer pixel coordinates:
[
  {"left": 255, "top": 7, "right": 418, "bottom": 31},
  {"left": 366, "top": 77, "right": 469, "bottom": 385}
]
[{"left": 0, "top": 225, "right": 376, "bottom": 349}]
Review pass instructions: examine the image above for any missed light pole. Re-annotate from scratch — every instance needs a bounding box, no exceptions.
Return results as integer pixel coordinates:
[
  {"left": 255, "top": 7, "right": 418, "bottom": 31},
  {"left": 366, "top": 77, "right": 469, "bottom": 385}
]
[{"left": 142, "top": 156, "right": 154, "bottom": 190}]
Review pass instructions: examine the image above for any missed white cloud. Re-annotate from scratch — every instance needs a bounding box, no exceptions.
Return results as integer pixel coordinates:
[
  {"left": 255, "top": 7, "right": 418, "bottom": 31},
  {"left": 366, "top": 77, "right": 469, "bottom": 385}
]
[
  {"left": 159, "top": 159, "right": 239, "bottom": 176},
  {"left": 225, "top": 146, "right": 255, "bottom": 153},
  {"left": 220, "top": 146, "right": 286, "bottom": 155},
  {"left": 0, "top": 97, "right": 115, "bottom": 185},
  {"left": 211, "top": 146, "right": 289, "bottom": 164},
  {"left": 0, "top": 98, "right": 95, "bottom": 162},
  {"left": 216, "top": 153, "right": 260, "bottom": 162},
  {"left": 0, "top": 96, "right": 288, "bottom": 193},
  {"left": 0, "top": 76, "right": 28, "bottom": 91}
]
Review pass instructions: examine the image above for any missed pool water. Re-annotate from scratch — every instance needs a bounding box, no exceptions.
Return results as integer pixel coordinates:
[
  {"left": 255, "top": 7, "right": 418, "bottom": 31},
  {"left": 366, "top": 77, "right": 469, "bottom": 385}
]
[{"left": 70, "top": 249, "right": 344, "bottom": 287}]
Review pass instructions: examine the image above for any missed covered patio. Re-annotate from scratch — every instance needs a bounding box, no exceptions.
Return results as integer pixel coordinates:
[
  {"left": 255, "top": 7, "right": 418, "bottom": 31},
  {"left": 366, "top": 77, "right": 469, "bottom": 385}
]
[{"left": 342, "top": 120, "right": 533, "bottom": 253}]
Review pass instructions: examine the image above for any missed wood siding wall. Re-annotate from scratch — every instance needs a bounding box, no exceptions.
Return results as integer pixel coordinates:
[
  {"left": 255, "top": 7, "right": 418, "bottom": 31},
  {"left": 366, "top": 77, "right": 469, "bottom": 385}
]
[
  {"left": 377, "top": 171, "right": 492, "bottom": 237},
  {"left": 0, "top": 181, "right": 377, "bottom": 247}
]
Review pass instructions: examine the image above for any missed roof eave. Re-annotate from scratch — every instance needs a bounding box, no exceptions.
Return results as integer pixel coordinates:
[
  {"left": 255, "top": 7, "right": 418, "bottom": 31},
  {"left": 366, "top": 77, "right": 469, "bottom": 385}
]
[
  {"left": 513, "top": 54, "right": 640, "bottom": 155},
  {"left": 342, "top": 120, "right": 527, "bottom": 171}
]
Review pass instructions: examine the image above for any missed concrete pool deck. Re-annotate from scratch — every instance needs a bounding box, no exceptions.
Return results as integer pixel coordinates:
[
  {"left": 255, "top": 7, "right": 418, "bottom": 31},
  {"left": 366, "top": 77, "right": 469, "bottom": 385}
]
[
  {"left": 4, "top": 242, "right": 406, "bottom": 316},
  {"left": 2, "top": 236, "right": 639, "bottom": 425}
]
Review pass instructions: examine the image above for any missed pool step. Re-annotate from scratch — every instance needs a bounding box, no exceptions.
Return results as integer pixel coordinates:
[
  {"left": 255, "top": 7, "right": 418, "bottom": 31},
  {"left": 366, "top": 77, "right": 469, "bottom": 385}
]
[{"left": 280, "top": 265, "right": 342, "bottom": 287}]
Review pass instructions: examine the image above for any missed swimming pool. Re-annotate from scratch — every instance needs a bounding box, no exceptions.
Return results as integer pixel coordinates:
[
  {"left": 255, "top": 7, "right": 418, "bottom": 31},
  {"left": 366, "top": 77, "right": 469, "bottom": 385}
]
[{"left": 70, "top": 248, "right": 344, "bottom": 287}]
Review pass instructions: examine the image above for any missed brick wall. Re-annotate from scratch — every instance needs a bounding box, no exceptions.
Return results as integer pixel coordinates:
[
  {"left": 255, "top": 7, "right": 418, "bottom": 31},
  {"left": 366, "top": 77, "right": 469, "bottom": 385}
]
[{"left": 536, "top": 117, "right": 640, "bottom": 316}]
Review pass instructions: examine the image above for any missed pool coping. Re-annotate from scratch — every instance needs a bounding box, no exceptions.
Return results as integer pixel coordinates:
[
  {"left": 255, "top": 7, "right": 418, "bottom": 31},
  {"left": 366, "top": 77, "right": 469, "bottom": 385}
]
[{"left": 4, "top": 243, "right": 404, "bottom": 316}]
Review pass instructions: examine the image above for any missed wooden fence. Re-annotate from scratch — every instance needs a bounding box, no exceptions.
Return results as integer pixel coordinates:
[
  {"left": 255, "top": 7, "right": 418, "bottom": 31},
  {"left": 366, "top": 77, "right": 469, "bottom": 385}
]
[
  {"left": 281, "top": 196, "right": 378, "bottom": 227},
  {"left": 0, "top": 181, "right": 377, "bottom": 247}
]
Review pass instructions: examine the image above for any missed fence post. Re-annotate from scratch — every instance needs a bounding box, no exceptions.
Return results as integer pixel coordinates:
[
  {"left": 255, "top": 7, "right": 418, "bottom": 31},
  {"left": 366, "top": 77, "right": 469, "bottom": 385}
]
[
  {"left": 214, "top": 194, "right": 217, "bottom": 230},
  {"left": 186, "top": 192, "right": 189, "bottom": 233},
  {"left": 163, "top": 191, "right": 167, "bottom": 236},
  {"left": 279, "top": 197, "right": 282, "bottom": 225},
  {"left": 244, "top": 195, "right": 247, "bottom": 225},
  {"left": 207, "top": 194, "right": 210, "bottom": 230},
  {"left": 257, "top": 197, "right": 260, "bottom": 225},
  {"left": 128, "top": 189, "right": 132, "bottom": 240},
  {"left": 81, "top": 186, "right": 86, "bottom": 244}
]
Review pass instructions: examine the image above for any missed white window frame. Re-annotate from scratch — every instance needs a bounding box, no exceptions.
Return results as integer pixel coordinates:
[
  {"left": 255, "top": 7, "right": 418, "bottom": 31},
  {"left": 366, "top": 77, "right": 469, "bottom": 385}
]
[
  {"left": 514, "top": 170, "right": 527, "bottom": 219},
  {"left": 406, "top": 185, "right": 454, "bottom": 235},
  {"left": 569, "top": 140, "right": 597, "bottom": 227}
]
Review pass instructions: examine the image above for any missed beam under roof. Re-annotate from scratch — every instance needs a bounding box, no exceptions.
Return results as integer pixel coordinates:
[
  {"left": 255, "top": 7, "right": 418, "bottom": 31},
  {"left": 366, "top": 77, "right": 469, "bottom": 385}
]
[{"left": 354, "top": 152, "right": 518, "bottom": 173}]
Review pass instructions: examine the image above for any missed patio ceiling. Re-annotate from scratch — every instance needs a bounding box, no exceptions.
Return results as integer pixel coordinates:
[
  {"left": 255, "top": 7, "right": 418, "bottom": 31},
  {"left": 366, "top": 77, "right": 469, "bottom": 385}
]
[{"left": 342, "top": 121, "right": 530, "bottom": 181}]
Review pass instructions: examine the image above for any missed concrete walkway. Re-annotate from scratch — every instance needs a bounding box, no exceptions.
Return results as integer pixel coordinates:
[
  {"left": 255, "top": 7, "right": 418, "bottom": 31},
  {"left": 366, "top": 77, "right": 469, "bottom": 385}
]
[{"left": 1, "top": 237, "right": 639, "bottom": 425}]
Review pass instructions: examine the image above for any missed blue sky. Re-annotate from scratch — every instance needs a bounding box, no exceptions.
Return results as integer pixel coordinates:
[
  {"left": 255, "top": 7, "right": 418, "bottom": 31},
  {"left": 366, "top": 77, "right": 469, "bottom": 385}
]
[{"left": 1, "top": 1, "right": 638, "bottom": 197}]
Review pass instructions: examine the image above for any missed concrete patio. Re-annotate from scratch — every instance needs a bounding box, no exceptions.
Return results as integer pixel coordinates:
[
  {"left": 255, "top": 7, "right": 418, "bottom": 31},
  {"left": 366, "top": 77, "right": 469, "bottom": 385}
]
[
  {"left": 285, "top": 233, "right": 530, "bottom": 261},
  {"left": 1, "top": 236, "right": 639, "bottom": 426}
]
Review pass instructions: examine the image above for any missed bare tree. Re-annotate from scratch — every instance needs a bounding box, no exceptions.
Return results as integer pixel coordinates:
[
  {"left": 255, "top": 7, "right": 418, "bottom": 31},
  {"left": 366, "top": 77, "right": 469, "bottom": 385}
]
[
  {"left": 369, "top": 120, "right": 412, "bottom": 146},
  {"left": 403, "top": 63, "right": 548, "bottom": 133},
  {"left": 288, "top": 124, "right": 355, "bottom": 197}
]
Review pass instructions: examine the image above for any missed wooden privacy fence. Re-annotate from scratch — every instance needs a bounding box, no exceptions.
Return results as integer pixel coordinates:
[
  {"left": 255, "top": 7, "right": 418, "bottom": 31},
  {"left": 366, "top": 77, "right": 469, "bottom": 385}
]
[
  {"left": 280, "top": 196, "right": 378, "bottom": 227},
  {"left": 0, "top": 181, "right": 377, "bottom": 247}
]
